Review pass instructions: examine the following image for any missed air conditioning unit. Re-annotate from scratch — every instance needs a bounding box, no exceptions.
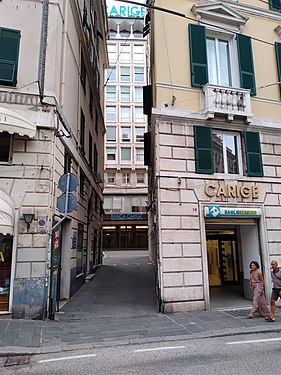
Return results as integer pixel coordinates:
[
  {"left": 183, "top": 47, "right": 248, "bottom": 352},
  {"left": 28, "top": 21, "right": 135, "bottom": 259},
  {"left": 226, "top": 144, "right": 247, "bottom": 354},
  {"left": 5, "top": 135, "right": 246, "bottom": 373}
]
[
  {"left": 122, "top": 133, "right": 130, "bottom": 140},
  {"left": 95, "top": 172, "right": 103, "bottom": 183}
]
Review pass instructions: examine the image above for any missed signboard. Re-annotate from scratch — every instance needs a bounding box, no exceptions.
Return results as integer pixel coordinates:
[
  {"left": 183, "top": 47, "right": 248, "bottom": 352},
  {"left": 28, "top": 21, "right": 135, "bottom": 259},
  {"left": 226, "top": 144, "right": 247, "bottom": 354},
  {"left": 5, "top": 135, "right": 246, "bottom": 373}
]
[
  {"left": 37, "top": 216, "right": 47, "bottom": 233},
  {"left": 107, "top": 1, "right": 145, "bottom": 18},
  {"left": 111, "top": 213, "right": 143, "bottom": 220},
  {"left": 51, "top": 224, "right": 62, "bottom": 270},
  {"left": 204, "top": 206, "right": 262, "bottom": 219}
]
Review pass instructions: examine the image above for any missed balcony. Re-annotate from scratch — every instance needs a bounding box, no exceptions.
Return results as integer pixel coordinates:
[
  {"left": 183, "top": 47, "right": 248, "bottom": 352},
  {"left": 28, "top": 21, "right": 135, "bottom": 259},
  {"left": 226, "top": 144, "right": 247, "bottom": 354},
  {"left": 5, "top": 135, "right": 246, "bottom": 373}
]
[{"left": 203, "top": 84, "right": 253, "bottom": 124}]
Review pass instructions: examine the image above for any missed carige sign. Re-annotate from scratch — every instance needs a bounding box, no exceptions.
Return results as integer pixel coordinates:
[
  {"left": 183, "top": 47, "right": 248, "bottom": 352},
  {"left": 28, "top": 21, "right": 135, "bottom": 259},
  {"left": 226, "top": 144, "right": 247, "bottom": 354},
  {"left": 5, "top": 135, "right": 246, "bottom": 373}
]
[{"left": 107, "top": 4, "right": 145, "bottom": 18}]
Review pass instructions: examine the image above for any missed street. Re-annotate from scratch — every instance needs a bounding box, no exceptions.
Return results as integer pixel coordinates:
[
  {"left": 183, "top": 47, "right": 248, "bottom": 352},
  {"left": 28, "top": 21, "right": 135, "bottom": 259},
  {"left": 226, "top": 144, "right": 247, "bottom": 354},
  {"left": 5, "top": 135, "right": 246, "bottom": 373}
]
[{"left": 2, "top": 331, "right": 281, "bottom": 374}]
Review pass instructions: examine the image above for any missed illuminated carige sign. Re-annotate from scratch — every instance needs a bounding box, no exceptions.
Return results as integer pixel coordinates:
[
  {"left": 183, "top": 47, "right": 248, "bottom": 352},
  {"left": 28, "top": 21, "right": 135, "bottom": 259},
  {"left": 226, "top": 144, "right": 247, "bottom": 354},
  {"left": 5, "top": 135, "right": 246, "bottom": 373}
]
[{"left": 107, "top": 5, "right": 145, "bottom": 18}]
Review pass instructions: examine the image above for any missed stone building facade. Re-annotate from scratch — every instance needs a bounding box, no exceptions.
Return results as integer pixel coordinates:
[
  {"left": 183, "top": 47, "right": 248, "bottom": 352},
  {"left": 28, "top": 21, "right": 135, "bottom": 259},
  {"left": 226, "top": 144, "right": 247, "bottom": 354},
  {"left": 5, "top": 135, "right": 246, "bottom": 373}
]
[
  {"left": 0, "top": 0, "right": 108, "bottom": 319},
  {"left": 146, "top": 0, "right": 281, "bottom": 312}
]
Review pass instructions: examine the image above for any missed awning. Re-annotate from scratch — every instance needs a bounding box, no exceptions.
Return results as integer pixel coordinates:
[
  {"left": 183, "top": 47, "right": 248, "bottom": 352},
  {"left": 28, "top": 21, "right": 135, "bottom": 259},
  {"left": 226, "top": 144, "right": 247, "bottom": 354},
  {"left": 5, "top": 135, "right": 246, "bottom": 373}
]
[
  {"left": 0, "top": 191, "right": 14, "bottom": 235},
  {"left": 0, "top": 106, "right": 36, "bottom": 138}
]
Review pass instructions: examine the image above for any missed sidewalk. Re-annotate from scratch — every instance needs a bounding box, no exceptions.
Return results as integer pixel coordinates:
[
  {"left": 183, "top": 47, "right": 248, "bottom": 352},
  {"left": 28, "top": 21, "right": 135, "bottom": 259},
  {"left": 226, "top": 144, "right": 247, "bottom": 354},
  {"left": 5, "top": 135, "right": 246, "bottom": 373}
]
[{"left": 0, "top": 250, "right": 280, "bottom": 356}]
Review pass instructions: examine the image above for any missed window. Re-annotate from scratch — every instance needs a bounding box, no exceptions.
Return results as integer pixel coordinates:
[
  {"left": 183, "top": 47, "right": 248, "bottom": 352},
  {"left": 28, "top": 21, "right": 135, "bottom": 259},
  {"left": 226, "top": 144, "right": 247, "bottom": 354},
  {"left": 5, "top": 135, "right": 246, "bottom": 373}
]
[
  {"left": 212, "top": 132, "right": 240, "bottom": 174},
  {"left": 188, "top": 24, "right": 256, "bottom": 95},
  {"left": 121, "top": 147, "right": 131, "bottom": 161},
  {"left": 122, "top": 172, "right": 130, "bottom": 184},
  {"left": 107, "top": 172, "right": 116, "bottom": 184},
  {"left": 269, "top": 0, "right": 281, "bottom": 12},
  {"left": 194, "top": 126, "right": 263, "bottom": 177},
  {"left": 80, "top": 52, "right": 86, "bottom": 92},
  {"left": 137, "top": 173, "right": 145, "bottom": 184},
  {"left": 120, "top": 66, "right": 130, "bottom": 81},
  {"left": 106, "top": 147, "right": 117, "bottom": 162},
  {"left": 120, "top": 86, "right": 131, "bottom": 101},
  {"left": 108, "top": 44, "right": 117, "bottom": 61},
  {"left": 133, "top": 44, "right": 144, "bottom": 62},
  {"left": 135, "top": 107, "right": 145, "bottom": 122},
  {"left": 64, "top": 151, "right": 72, "bottom": 174},
  {"left": 76, "top": 224, "right": 84, "bottom": 275},
  {"left": 134, "top": 67, "right": 144, "bottom": 82},
  {"left": 89, "top": 132, "right": 93, "bottom": 167},
  {"left": 106, "top": 126, "right": 116, "bottom": 142},
  {"left": 135, "top": 127, "right": 145, "bottom": 142},
  {"left": 89, "top": 89, "right": 93, "bottom": 117},
  {"left": 120, "top": 44, "right": 130, "bottom": 62},
  {"left": 206, "top": 37, "right": 232, "bottom": 87},
  {"left": 132, "top": 197, "right": 146, "bottom": 212},
  {"left": 107, "top": 67, "right": 116, "bottom": 82},
  {"left": 276, "top": 42, "right": 281, "bottom": 98},
  {"left": 0, "top": 132, "right": 11, "bottom": 163},
  {"left": 120, "top": 29, "right": 130, "bottom": 39},
  {"left": 113, "top": 196, "right": 122, "bottom": 211},
  {"left": 135, "top": 148, "right": 144, "bottom": 162},
  {"left": 106, "top": 106, "right": 116, "bottom": 122},
  {"left": 80, "top": 170, "right": 85, "bottom": 196},
  {"left": 80, "top": 110, "right": 85, "bottom": 153},
  {"left": 120, "top": 106, "right": 131, "bottom": 122},
  {"left": 121, "top": 127, "right": 131, "bottom": 142},
  {"left": 94, "top": 144, "right": 98, "bottom": 174},
  {"left": 0, "top": 28, "right": 20, "bottom": 86},
  {"left": 106, "top": 85, "right": 116, "bottom": 101},
  {"left": 134, "top": 87, "right": 143, "bottom": 102}
]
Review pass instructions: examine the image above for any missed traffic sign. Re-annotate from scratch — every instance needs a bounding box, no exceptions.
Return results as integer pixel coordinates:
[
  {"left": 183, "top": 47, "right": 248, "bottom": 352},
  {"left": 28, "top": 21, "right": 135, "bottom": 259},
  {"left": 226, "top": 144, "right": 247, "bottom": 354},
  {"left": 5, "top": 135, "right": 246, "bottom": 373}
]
[
  {"left": 58, "top": 173, "right": 79, "bottom": 193},
  {"left": 57, "top": 193, "right": 78, "bottom": 213}
]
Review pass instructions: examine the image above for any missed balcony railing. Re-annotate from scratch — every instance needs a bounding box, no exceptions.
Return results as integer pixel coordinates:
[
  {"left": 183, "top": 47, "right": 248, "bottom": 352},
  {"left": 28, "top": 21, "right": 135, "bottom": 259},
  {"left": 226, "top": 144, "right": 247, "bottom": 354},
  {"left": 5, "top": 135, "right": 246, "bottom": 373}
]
[{"left": 203, "top": 84, "right": 253, "bottom": 124}]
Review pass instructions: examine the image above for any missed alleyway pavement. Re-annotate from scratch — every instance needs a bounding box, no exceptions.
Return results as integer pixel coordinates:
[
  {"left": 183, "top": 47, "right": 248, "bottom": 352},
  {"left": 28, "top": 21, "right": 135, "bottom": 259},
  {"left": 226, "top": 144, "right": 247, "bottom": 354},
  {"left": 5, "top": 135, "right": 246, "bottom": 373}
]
[{"left": 0, "top": 250, "right": 280, "bottom": 356}]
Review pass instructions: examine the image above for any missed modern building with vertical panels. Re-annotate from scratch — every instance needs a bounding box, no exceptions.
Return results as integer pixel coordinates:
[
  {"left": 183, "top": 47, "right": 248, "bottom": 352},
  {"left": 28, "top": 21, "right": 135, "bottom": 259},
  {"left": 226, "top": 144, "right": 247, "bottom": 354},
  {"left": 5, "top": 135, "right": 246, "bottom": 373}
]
[
  {"left": 0, "top": 0, "right": 108, "bottom": 319},
  {"left": 103, "top": 1, "right": 148, "bottom": 250},
  {"left": 146, "top": 0, "right": 281, "bottom": 312}
]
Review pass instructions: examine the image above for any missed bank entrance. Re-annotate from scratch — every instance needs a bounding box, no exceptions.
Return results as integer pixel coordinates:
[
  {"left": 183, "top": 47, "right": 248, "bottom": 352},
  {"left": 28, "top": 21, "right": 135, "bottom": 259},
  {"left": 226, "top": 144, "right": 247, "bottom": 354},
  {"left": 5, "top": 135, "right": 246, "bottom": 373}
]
[{"left": 206, "top": 221, "right": 262, "bottom": 309}]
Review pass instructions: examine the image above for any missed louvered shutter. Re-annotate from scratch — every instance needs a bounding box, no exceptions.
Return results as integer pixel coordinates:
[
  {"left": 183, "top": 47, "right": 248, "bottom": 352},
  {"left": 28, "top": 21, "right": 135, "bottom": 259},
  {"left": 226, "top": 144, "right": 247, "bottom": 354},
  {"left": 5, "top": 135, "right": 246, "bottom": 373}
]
[
  {"left": 275, "top": 42, "right": 281, "bottom": 98},
  {"left": 237, "top": 34, "right": 256, "bottom": 96},
  {"left": 0, "top": 28, "right": 20, "bottom": 86},
  {"left": 194, "top": 126, "right": 213, "bottom": 174},
  {"left": 188, "top": 24, "right": 208, "bottom": 88},
  {"left": 244, "top": 131, "right": 263, "bottom": 177}
]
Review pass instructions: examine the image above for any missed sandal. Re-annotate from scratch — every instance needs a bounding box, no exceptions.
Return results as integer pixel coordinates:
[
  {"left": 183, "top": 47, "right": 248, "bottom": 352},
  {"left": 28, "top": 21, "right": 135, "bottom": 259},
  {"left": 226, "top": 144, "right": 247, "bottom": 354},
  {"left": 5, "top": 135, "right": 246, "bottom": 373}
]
[{"left": 265, "top": 316, "right": 275, "bottom": 322}]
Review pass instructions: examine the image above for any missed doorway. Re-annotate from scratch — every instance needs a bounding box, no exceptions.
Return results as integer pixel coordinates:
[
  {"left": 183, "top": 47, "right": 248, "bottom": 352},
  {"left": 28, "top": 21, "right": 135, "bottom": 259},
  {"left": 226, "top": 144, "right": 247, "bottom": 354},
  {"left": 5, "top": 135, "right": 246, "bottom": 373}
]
[{"left": 207, "top": 230, "right": 239, "bottom": 287}]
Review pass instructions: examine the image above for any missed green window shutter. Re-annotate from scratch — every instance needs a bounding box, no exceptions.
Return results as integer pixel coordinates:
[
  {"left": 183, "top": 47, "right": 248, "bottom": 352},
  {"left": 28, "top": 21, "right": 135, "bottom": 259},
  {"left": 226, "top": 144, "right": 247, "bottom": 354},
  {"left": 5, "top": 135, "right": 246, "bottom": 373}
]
[
  {"left": 244, "top": 131, "right": 263, "bottom": 177},
  {"left": 237, "top": 34, "right": 256, "bottom": 96},
  {"left": 0, "top": 28, "right": 20, "bottom": 86},
  {"left": 188, "top": 24, "right": 208, "bottom": 88},
  {"left": 275, "top": 42, "right": 281, "bottom": 98},
  {"left": 269, "top": 0, "right": 281, "bottom": 12},
  {"left": 194, "top": 125, "right": 213, "bottom": 174}
]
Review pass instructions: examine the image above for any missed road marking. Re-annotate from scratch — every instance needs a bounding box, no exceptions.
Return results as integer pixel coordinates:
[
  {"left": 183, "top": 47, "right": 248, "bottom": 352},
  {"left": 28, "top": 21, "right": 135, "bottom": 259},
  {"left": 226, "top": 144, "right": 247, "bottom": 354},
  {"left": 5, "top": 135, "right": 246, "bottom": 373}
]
[
  {"left": 134, "top": 346, "right": 185, "bottom": 353},
  {"left": 227, "top": 337, "right": 281, "bottom": 345},
  {"left": 38, "top": 354, "right": 96, "bottom": 363}
]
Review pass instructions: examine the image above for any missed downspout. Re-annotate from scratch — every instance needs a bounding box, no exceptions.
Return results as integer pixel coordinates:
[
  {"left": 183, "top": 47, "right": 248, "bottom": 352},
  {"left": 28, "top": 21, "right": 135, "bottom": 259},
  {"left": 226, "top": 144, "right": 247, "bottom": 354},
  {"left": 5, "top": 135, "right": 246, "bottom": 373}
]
[
  {"left": 59, "top": 0, "right": 68, "bottom": 106},
  {"left": 38, "top": 0, "right": 49, "bottom": 103}
]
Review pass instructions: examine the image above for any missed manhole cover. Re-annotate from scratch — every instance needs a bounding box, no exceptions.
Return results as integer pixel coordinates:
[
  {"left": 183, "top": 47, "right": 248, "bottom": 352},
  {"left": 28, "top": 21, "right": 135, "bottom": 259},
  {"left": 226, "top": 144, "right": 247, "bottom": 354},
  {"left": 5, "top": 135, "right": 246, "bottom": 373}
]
[{"left": 4, "top": 356, "right": 30, "bottom": 367}]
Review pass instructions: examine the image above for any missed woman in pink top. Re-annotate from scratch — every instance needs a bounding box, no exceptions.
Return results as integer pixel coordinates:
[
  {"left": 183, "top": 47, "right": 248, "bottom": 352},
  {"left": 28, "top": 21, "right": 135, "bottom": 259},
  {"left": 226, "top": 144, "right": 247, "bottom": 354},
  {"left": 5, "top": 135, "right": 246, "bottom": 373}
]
[{"left": 247, "top": 261, "right": 269, "bottom": 319}]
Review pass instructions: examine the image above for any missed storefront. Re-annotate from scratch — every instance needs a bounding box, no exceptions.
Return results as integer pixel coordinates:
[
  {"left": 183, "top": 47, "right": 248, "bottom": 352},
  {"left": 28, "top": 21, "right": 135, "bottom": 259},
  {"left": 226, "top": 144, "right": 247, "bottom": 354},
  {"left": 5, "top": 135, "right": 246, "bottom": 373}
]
[
  {"left": 0, "top": 192, "right": 15, "bottom": 313},
  {"left": 103, "top": 213, "right": 148, "bottom": 250}
]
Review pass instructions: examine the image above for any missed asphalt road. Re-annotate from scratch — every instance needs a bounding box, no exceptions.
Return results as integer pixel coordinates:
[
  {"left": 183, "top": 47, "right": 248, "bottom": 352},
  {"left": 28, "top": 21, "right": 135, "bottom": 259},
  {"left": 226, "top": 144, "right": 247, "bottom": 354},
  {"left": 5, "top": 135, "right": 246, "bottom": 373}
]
[{"left": 2, "top": 331, "right": 281, "bottom": 374}]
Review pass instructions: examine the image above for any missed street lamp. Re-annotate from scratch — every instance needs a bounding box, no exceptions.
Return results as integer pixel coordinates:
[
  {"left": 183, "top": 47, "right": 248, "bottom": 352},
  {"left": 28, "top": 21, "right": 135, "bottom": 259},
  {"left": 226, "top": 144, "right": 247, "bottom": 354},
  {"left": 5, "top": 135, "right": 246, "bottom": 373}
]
[{"left": 23, "top": 213, "right": 34, "bottom": 230}]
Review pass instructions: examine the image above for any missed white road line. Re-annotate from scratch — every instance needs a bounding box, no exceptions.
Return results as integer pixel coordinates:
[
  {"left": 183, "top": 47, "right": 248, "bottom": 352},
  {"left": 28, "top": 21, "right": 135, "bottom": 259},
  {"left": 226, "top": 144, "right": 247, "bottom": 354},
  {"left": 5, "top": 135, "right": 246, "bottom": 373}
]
[
  {"left": 134, "top": 346, "right": 185, "bottom": 353},
  {"left": 38, "top": 354, "right": 96, "bottom": 363},
  {"left": 227, "top": 337, "right": 281, "bottom": 345}
]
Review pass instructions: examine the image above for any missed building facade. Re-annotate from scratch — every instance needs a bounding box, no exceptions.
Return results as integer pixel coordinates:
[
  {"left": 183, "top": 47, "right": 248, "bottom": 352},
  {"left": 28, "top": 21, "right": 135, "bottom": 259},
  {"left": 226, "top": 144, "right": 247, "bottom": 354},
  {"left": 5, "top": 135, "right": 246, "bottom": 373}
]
[
  {"left": 103, "top": 1, "right": 148, "bottom": 250},
  {"left": 146, "top": 0, "right": 281, "bottom": 312},
  {"left": 0, "top": 0, "right": 108, "bottom": 319}
]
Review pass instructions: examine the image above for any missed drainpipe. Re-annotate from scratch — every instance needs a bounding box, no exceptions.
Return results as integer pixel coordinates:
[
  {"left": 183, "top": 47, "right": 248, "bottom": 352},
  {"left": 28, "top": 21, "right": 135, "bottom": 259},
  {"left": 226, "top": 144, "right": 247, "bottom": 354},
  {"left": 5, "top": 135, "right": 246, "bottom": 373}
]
[
  {"left": 59, "top": 0, "right": 68, "bottom": 107},
  {"left": 38, "top": 0, "right": 49, "bottom": 103}
]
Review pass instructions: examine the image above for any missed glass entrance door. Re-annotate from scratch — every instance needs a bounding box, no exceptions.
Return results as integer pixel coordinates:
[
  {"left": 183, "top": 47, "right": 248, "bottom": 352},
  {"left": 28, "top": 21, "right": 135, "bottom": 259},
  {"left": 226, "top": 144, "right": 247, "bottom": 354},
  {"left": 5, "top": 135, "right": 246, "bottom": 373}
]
[{"left": 207, "top": 231, "right": 239, "bottom": 286}]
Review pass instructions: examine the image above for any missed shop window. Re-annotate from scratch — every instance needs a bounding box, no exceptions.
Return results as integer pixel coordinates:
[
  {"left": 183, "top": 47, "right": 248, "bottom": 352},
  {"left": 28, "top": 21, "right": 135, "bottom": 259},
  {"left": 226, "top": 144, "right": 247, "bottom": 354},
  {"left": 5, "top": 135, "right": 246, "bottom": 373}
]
[
  {"left": 0, "top": 132, "right": 11, "bottom": 163},
  {"left": 194, "top": 126, "right": 263, "bottom": 177},
  {"left": 0, "top": 27, "right": 20, "bottom": 86},
  {"left": 0, "top": 234, "right": 13, "bottom": 311}
]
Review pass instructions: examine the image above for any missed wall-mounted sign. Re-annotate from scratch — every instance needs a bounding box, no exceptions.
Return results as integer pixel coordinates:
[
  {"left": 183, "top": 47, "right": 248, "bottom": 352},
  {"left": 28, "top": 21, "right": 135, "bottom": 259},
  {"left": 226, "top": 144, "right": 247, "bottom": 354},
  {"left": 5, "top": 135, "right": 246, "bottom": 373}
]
[
  {"left": 107, "top": 4, "right": 145, "bottom": 18},
  {"left": 111, "top": 213, "right": 143, "bottom": 220},
  {"left": 38, "top": 216, "right": 47, "bottom": 233},
  {"left": 205, "top": 206, "right": 262, "bottom": 218},
  {"left": 205, "top": 183, "right": 259, "bottom": 199}
]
